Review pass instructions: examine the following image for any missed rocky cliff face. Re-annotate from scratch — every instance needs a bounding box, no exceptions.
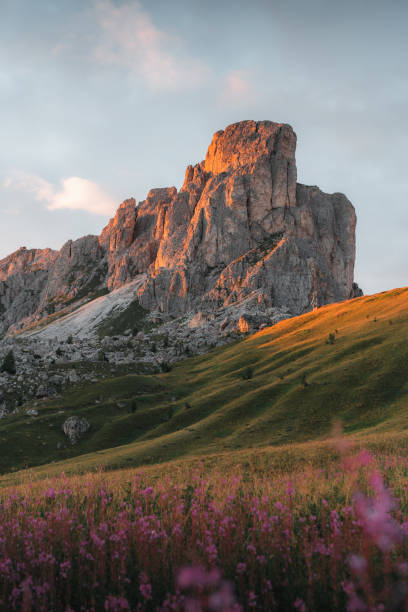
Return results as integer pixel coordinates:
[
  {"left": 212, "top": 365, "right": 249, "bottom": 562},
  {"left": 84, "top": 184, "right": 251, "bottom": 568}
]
[{"left": 0, "top": 120, "right": 359, "bottom": 336}]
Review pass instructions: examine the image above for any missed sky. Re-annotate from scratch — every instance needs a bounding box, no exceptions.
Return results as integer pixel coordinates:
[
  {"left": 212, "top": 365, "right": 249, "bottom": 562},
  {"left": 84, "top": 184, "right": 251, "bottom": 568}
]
[{"left": 1, "top": 0, "right": 407, "bottom": 294}]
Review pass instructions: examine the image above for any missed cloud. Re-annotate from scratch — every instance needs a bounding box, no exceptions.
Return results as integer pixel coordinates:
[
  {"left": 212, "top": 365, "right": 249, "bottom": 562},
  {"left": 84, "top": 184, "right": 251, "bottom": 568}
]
[
  {"left": 91, "top": 0, "right": 210, "bottom": 90},
  {"left": 219, "top": 70, "right": 257, "bottom": 107},
  {"left": 4, "top": 173, "right": 117, "bottom": 216}
]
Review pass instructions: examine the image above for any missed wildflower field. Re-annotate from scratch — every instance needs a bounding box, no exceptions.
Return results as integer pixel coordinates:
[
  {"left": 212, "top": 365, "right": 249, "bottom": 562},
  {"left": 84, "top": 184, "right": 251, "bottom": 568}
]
[
  {"left": 1, "top": 442, "right": 408, "bottom": 611},
  {"left": 1, "top": 287, "right": 408, "bottom": 610}
]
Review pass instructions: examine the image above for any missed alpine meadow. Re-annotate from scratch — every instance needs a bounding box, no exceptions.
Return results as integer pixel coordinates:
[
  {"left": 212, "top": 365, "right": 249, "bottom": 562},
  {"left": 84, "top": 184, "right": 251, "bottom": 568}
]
[{"left": 1, "top": 1, "right": 407, "bottom": 610}]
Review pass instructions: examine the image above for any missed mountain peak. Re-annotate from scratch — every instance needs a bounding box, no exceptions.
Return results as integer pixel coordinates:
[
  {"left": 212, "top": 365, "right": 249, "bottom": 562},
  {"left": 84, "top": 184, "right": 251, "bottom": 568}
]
[
  {"left": 204, "top": 120, "right": 296, "bottom": 176},
  {"left": 0, "top": 120, "right": 357, "bottom": 336}
]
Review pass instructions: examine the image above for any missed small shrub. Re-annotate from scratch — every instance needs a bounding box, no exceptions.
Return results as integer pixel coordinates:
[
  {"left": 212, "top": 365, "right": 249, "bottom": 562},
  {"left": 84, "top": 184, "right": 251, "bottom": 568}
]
[
  {"left": 242, "top": 366, "right": 253, "bottom": 380},
  {"left": 327, "top": 333, "right": 336, "bottom": 345},
  {"left": 161, "top": 362, "right": 172, "bottom": 373},
  {"left": 56, "top": 347, "right": 63, "bottom": 357},
  {"left": 97, "top": 299, "right": 148, "bottom": 338},
  {"left": 301, "top": 373, "right": 308, "bottom": 388},
  {"left": 67, "top": 334, "right": 73, "bottom": 345},
  {"left": 1, "top": 350, "right": 16, "bottom": 375},
  {"left": 45, "top": 303, "right": 55, "bottom": 315}
]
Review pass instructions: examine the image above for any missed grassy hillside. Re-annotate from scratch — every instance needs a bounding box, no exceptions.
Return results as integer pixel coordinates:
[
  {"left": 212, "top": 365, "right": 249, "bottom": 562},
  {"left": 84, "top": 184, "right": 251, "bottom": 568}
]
[{"left": 2, "top": 286, "right": 408, "bottom": 479}]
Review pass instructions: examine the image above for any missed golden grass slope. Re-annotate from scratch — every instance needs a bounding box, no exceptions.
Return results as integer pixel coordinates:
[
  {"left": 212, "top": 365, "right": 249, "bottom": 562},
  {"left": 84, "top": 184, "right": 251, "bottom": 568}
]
[{"left": 1, "top": 286, "right": 408, "bottom": 482}]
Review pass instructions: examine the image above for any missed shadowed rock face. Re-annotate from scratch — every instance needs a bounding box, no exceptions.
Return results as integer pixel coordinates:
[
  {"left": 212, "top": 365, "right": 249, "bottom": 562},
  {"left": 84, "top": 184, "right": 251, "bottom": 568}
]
[{"left": 0, "top": 120, "right": 358, "bottom": 334}]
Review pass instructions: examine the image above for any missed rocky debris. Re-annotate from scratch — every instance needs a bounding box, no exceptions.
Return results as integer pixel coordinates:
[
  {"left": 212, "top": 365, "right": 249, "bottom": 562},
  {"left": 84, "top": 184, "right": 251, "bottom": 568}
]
[
  {"left": 237, "top": 316, "right": 251, "bottom": 334},
  {"left": 188, "top": 312, "right": 215, "bottom": 329},
  {"left": 23, "top": 278, "right": 147, "bottom": 342},
  {"left": 350, "top": 282, "right": 364, "bottom": 298},
  {"left": 62, "top": 416, "right": 90, "bottom": 444},
  {"left": 1, "top": 119, "right": 358, "bottom": 339},
  {"left": 0, "top": 293, "right": 291, "bottom": 416}
]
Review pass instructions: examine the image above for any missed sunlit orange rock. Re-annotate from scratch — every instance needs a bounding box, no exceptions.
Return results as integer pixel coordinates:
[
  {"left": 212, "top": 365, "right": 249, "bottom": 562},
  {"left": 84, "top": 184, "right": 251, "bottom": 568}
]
[{"left": 0, "top": 120, "right": 360, "bottom": 335}]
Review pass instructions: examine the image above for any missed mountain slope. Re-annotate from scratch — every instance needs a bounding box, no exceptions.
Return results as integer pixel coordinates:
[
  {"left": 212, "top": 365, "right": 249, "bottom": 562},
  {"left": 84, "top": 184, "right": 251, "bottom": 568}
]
[
  {"left": 1, "top": 286, "right": 407, "bottom": 477},
  {"left": 25, "top": 277, "right": 147, "bottom": 340}
]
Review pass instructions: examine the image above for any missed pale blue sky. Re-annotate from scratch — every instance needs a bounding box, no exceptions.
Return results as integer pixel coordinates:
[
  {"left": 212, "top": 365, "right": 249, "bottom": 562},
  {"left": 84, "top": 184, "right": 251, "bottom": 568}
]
[{"left": 1, "top": 0, "right": 407, "bottom": 293}]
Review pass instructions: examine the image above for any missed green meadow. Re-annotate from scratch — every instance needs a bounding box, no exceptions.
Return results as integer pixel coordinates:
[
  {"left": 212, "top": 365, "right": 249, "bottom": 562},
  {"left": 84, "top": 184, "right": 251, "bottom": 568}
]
[{"left": 1, "top": 285, "right": 408, "bottom": 484}]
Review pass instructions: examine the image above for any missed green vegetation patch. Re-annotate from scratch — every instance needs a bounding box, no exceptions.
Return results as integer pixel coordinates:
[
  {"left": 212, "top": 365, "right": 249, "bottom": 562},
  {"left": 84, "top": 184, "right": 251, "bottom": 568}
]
[
  {"left": 2, "top": 285, "right": 408, "bottom": 478},
  {"left": 97, "top": 299, "right": 149, "bottom": 338}
]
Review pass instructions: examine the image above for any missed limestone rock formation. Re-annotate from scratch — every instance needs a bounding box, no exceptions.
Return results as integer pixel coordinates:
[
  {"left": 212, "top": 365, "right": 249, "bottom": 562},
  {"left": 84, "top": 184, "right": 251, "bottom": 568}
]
[
  {"left": 0, "top": 120, "right": 359, "bottom": 336},
  {"left": 62, "top": 416, "right": 90, "bottom": 444},
  {"left": 0, "top": 247, "right": 57, "bottom": 333}
]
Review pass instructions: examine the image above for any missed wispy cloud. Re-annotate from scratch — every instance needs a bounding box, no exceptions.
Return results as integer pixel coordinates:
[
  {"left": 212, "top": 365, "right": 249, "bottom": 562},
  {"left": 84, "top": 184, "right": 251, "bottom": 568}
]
[
  {"left": 91, "top": 0, "right": 210, "bottom": 91},
  {"left": 219, "top": 70, "right": 257, "bottom": 107},
  {"left": 4, "top": 173, "right": 117, "bottom": 216}
]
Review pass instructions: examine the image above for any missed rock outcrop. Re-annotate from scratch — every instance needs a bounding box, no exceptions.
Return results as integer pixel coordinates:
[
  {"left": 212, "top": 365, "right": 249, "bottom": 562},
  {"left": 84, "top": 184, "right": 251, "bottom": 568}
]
[
  {"left": 0, "top": 120, "right": 359, "bottom": 336},
  {"left": 62, "top": 416, "right": 90, "bottom": 444}
]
